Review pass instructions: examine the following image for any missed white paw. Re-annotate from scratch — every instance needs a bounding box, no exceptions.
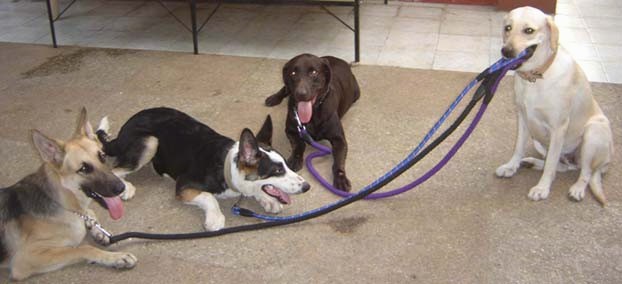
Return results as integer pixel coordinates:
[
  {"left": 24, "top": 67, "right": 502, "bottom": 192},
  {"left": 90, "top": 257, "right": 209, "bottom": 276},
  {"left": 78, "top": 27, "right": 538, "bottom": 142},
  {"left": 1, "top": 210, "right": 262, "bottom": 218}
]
[
  {"left": 96, "top": 252, "right": 137, "bottom": 269},
  {"left": 84, "top": 214, "right": 110, "bottom": 246},
  {"left": 496, "top": 163, "right": 519, "bottom": 178},
  {"left": 258, "top": 196, "right": 283, "bottom": 214},
  {"left": 568, "top": 184, "right": 586, "bottom": 201},
  {"left": 120, "top": 181, "right": 136, "bottom": 201},
  {"left": 90, "top": 226, "right": 111, "bottom": 246},
  {"left": 215, "top": 189, "right": 241, "bottom": 199},
  {"left": 528, "top": 185, "right": 550, "bottom": 201},
  {"left": 203, "top": 212, "right": 225, "bottom": 231}
]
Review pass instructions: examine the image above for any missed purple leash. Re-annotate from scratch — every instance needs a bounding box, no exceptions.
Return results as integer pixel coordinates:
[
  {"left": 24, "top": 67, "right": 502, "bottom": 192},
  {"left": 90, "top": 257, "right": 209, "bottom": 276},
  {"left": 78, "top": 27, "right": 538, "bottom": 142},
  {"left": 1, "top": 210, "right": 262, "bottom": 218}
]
[{"left": 304, "top": 103, "right": 489, "bottom": 198}]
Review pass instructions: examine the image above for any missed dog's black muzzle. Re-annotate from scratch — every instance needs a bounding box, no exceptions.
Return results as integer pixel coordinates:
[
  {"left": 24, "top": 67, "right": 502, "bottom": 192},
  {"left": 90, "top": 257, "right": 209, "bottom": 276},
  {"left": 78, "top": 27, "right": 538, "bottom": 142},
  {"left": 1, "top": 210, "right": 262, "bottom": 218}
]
[{"left": 82, "top": 180, "right": 125, "bottom": 209}]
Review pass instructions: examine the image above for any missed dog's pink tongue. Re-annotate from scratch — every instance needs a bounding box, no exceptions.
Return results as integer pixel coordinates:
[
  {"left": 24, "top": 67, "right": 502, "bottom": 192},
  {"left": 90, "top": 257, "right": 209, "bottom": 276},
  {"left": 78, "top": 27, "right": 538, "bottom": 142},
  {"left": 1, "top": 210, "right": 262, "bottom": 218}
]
[
  {"left": 297, "top": 101, "right": 313, "bottom": 124},
  {"left": 264, "top": 185, "right": 291, "bottom": 204},
  {"left": 103, "top": 196, "right": 124, "bottom": 220}
]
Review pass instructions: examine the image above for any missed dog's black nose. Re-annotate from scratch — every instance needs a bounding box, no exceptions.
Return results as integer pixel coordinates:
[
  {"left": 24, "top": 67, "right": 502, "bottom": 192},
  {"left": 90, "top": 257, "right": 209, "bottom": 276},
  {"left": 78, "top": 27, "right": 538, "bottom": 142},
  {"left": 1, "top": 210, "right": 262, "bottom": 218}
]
[
  {"left": 294, "top": 86, "right": 309, "bottom": 99},
  {"left": 113, "top": 181, "right": 125, "bottom": 196},
  {"left": 301, "top": 182, "right": 311, "bottom": 193},
  {"left": 501, "top": 46, "right": 514, "bottom": 58}
]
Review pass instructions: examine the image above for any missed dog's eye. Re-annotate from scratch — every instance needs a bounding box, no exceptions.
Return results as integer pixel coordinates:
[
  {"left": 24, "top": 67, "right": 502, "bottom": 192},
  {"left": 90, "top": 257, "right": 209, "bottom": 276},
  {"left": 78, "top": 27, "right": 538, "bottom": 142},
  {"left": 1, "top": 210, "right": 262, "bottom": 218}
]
[
  {"left": 98, "top": 151, "right": 106, "bottom": 163},
  {"left": 504, "top": 25, "right": 512, "bottom": 32},
  {"left": 310, "top": 70, "right": 318, "bottom": 77},
  {"left": 290, "top": 71, "right": 296, "bottom": 77},
  {"left": 272, "top": 164, "right": 285, "bottom": 176},
  {"left": 77, "top": 163, "right": 93, "bottom": 174},
  {"left": 523, "top": 27, "right": 535, "bottom": 34}
]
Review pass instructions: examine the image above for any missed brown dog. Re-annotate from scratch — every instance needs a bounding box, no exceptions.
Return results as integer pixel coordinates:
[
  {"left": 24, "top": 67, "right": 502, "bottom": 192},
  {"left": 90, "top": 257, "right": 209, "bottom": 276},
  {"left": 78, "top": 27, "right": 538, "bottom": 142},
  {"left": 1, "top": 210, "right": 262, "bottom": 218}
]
[
  {"left": 265, "top": 54, "right": 360, "bottom": 191},
  {"left": 0, "top": 108, "right": 136, "bottom": 280}
]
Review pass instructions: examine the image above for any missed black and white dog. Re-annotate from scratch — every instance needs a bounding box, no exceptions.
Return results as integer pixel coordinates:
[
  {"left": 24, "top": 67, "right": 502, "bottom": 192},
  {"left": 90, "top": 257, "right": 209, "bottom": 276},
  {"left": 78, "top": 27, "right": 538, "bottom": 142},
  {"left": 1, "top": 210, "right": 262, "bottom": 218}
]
[{"left": 96, "top": 107, "right": 310, "bottom": 231}]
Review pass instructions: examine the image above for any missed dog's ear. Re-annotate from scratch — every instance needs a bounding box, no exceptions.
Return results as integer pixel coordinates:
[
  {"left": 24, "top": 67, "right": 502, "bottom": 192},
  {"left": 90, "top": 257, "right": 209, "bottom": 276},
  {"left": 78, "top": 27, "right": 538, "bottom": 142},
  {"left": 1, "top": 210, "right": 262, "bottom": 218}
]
[
  {"left": 255, "top": 115, "right": 273, "bottom": 147},
  {"left": 320, "top": 58, "right": 332, "bottom": 93},
  {"left": 546, "top": 15, "right": 559, "bottom": 50},
  {"left": 32, "top": 129, "right": 65, "bottom": 166},
  {"left": 282, "top": 58, "right": 294, "bottom": 93},
  {"left": 238, "top": 129, "right": 261, "bottom": 167},
  {"left": 74, "top": 107, "right": 96, "bottom": 140}
]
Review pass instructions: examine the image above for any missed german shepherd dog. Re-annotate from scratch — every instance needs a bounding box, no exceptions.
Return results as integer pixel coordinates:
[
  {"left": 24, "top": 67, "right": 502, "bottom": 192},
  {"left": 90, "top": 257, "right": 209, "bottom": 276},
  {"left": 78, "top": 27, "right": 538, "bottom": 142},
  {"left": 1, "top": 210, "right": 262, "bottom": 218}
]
[
  {"left": 0, "top": 108, "right": 136, "bottom": 281},
  {"left": 96, "top": 107, "right": 310, "bottom": 232}
]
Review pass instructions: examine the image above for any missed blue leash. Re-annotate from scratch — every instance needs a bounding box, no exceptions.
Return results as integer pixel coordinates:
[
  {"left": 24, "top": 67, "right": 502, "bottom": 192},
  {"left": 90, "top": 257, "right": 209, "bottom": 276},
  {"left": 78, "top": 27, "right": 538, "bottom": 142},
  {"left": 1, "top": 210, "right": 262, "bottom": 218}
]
[{"left": 232, "top": 50, "right": 531, "bottom": 221}]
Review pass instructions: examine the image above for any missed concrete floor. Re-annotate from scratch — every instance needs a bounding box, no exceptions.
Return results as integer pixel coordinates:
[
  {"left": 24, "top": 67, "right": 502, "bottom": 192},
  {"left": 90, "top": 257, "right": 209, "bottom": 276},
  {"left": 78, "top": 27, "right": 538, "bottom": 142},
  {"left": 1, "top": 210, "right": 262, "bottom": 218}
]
[{"left": 0, "top": 43, "right": 621, "bottom": 283}]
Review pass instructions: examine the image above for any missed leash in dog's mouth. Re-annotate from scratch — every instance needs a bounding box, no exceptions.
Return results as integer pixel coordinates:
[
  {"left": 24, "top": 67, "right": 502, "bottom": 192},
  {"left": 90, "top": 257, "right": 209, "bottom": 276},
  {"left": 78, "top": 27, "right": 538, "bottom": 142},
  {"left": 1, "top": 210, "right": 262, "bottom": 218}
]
[
  {"left": 506, "top": 44, "right": 537, "bottom": 70},
  {"left": 262, "top": 184, "right": 291, "bottom": 204}
]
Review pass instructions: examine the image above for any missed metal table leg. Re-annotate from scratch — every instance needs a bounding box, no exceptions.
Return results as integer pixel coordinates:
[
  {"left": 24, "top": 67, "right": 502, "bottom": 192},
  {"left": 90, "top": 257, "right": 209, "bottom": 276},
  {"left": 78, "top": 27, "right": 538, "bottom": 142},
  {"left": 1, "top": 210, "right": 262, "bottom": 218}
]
[
  {"left": 190, "top": 0, "right": 199, "bottom": 54},
  {"left": 45, "top": 0, "right": 58, "bottom": 48},
  {"left": 354, "top": 0, "right": 360, "bottom": 62}
]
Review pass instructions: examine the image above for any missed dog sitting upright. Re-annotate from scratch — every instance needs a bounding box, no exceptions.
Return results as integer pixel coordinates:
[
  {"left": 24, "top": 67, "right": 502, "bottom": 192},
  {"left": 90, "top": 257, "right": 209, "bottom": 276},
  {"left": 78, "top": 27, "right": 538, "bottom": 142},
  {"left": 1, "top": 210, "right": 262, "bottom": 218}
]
[
  {"left": 0, "top": 108, "right": 136, "bottom": 281},
  {"left": 265, "top": 54, "right": 360, "bottom": 192},
  {"left": 96, "top": 107, "right": 310, "bottom": 231},
  {"left": 496, "top": 7, "right": 614, "bottom": 205}
]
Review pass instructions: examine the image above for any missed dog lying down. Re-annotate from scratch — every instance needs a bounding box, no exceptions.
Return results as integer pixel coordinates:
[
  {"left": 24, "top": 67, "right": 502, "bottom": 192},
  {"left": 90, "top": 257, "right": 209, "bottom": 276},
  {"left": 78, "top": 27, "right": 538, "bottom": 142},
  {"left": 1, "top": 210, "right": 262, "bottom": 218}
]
[
  {"left": 96, "top": 107, "right": 310, "bottom": 231},
  {"left": 0, "top": 108, "right": 136, "bottom": 281},
  {"left": 496, "top": 6, "right": 614, "bottom": 205},
  {"left": 265, "top": 54, "right": 360, "bottom": 192}
]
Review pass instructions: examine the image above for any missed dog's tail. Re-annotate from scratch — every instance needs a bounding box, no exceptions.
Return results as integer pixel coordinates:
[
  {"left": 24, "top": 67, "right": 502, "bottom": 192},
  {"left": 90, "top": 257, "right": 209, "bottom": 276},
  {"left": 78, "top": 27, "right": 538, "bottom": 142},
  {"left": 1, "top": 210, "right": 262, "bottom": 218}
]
[
  {"left": 589, "top": 170, "right": 607, "bottom": 207},
  {"left": 96, "top": 116, "right": 110, "bottom": 137},
  {"left": 96, "top": 116, "right": 120, "bottom": 156}
]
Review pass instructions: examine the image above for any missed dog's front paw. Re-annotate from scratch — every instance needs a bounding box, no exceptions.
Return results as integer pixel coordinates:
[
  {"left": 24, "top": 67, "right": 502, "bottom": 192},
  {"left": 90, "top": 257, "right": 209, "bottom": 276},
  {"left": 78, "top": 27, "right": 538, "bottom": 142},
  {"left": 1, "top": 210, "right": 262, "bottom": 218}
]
[
  {"left": 257, "top": 196, "right": 283, "bottom": 214},
  {"left": 94, "top": 252, "right": 137, "bottom": 269},
  {"left": 203, "top": 212, "right": 225, "bottom": 231},
  {"left": 265, "top": 94, "right": 284, "bottom": 106},
  {"left": 334, "top": 171, "right": 351, "bottom": 192},
  {"left": 287, "top": 156, "right": 303, "bottom": 172},
  {"left": 120, "top": 180, "right": 136, "bottom": 201},
  {"left": 90, "top": 226, "right": 111, "bottom": 246},
  {"left": 495, "top": 163, "right": 519, "bottom": 178},
  {"left": 84, "top": 212, "right": 110, "bottom": 246},
  {"left": 568, "top": 183, "right": 586, "bottom": 202},
  {"left": 528, "top": 185, "right": 550, "bottom": 201}
]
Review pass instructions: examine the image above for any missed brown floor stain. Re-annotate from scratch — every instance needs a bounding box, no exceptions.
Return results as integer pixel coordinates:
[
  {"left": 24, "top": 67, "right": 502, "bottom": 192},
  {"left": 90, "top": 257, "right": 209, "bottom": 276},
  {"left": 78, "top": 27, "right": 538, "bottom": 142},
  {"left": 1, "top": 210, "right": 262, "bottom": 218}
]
[
  {"left": 21, "top": 48, "right": 137, "bottom": 78},
  {"left": 22, "top": 48, "right": 94, "bottom": 78},
  {"left": 327, "top": 216, "right": 368, "bottom": 234},
  {"left": 102, "top": 48, "right": 138, "bottom": 57}
]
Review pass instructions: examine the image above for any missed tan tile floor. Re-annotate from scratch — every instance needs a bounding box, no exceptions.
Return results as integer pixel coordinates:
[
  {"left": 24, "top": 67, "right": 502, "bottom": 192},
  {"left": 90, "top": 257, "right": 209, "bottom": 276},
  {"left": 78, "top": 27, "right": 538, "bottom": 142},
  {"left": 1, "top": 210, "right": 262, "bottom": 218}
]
[{"left": 1, "top": 0, "right": 621, "bottom": 83}]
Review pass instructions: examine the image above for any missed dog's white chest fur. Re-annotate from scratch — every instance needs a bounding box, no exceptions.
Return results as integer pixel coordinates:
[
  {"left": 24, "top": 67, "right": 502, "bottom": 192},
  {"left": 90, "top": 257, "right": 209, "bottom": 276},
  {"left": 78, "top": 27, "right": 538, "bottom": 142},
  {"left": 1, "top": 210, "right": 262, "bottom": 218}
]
[{"left": 513, "top": 52, "right": 589, "bottom": 154}]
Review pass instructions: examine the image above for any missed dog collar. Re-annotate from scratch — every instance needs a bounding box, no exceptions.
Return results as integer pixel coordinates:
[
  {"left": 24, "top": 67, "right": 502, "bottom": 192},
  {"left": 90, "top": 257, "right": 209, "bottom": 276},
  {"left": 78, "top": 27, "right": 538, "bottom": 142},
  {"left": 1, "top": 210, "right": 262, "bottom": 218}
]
[
  {"left": 316, "top": 88, "right": 329, "bottom": 107},
  {"left": 517, "top": 47, "right": 557, "bottom": 83},
  {"left": 223, "top": 150, "right": 239, "bottom": 193}
]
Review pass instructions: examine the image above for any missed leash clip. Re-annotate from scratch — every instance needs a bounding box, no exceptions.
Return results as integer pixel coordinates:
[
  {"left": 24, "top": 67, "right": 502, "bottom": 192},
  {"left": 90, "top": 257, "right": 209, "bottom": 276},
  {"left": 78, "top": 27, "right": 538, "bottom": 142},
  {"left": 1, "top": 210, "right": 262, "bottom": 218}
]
[
  {"left": 231, "top": 196, "right": 256, "bottom": 217},
  {"left": 94, "top": 222, "right": 113, "bottom": 238},
  {"left": 293, "top": 108, "right": 316, "bottom": 145},
  {"left": 76, "top": 212, "right": 113, "bottom": 238}
]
